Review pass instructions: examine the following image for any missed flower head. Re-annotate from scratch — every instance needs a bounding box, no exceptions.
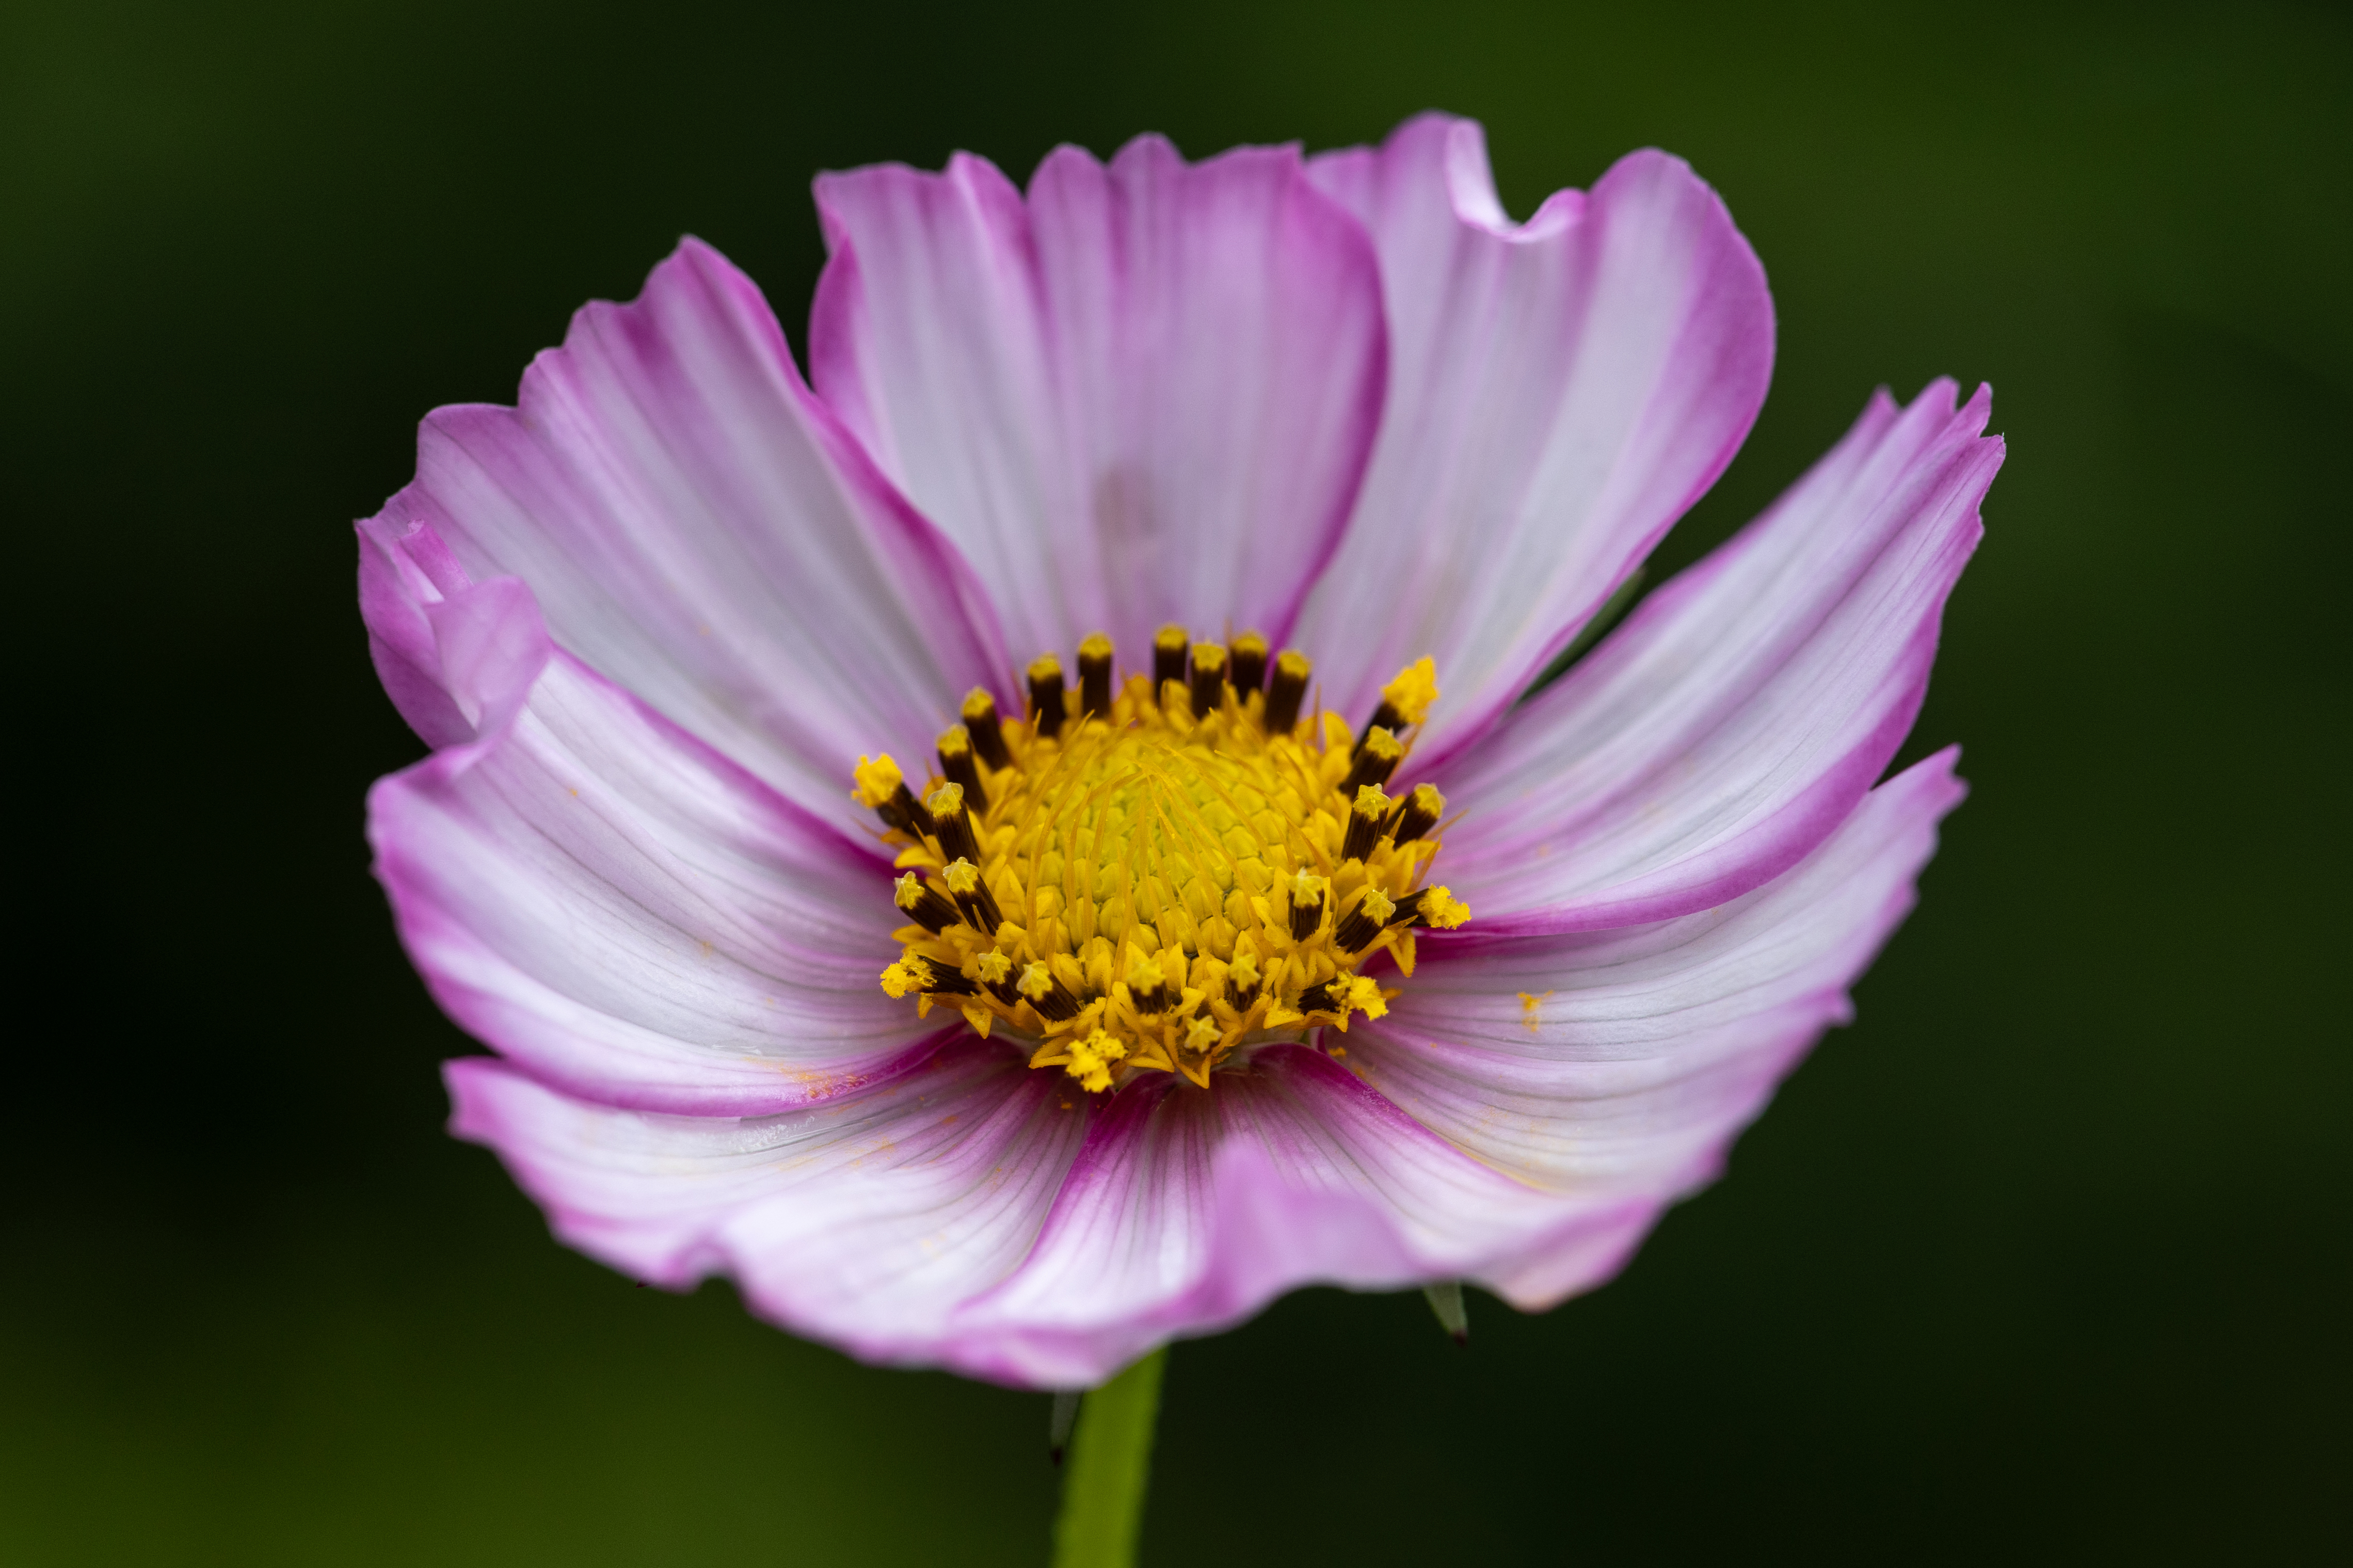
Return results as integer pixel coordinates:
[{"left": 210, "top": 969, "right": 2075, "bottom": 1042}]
[{"left": 360, "top": 112, "right": 1998, "bottom": 1388}]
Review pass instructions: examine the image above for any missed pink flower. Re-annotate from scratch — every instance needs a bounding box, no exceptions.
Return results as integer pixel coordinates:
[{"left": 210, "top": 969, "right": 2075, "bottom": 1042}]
[{"left": 359, "top": 112, "right": 1999, "bottom": 1389}]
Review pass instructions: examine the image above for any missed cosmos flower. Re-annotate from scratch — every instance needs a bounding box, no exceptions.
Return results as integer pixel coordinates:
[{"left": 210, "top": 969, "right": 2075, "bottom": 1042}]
[{"left": 358, "top": 111, "right": 2000, "bottom": 1388}]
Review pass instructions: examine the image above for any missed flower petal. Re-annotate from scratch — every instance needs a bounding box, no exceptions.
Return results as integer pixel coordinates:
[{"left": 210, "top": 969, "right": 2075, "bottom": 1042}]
[
  {"left": 1296, "top": 113, "right": 1774, "bottom": 765},
  {"left": 1355, "top": 749, "right": 1967, "bottom": 1307},
  {"left": 357, "top": 529, "right": 553, "bottom": 750},
  {"left": 810, "top": 136, "right": 1387, "bottom": 665},
  {"left": 446, "top": 1037, "right": 1090, "bottom": 1371},
  {"left": 431, "top": 748, "right": 1962, "bottom": 1384},
  {"left": 371, "top": 237, "right": 1009, "bottom": 834},
  {"left": 1435, "top": 381, "right": 1998, "bottom": 934},
  {"left": 368, "top": 571, "right": 934, "bottom": 1114},
  {"left": 945, "top": 1045, "right": 1622, "bottom": 1387}
]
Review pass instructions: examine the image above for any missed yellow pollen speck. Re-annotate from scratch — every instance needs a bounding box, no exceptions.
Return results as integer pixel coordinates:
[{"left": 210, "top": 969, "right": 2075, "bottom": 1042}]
[
  {"left": 1381, "top": 658, "right": 1440, "bottom": 726},
  {"left": 1062, "top": 1026, "right": 1129, "bottom": 1093},
  {"left": 854, "top": 638, "right": 1469, "bottom": 1089},
  {"left": 1519, "top": 989, "right": 1552, "bottom": 1031},
  {"left": 852, "top": 754, "right": 903, "bottom": 809},
  {"left": 1420, "top": 886, "right": 1470, "bottom": 930}
]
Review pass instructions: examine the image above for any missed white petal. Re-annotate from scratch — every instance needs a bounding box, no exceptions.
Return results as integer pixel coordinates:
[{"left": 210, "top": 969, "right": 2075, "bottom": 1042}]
[
  {"left": 1437, "top": 382, "right": 1998, "bottom": 932},
  {"left": 1296, "top": 114, "right": 1774, "bottom": 764}
]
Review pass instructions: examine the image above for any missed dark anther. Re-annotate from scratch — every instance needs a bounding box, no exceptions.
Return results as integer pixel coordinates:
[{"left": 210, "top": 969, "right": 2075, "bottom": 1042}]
[
  {"left": 1229, "top": 632, "right": 1268, "bottom": 694},
  {"left": 911, "top": 958, "right": 979, "bottom": 998},
  {"left": 1126, "top": 957, "right": 1173, "bottom": 1015},
  {"left": 1341, "top": 784, "right": 1391, "bottom": 863},
  {"left": 1296, "top": 979, "right": 1342, "bottom": 1015},
  {"left": 875, "top": 781, "right": 936, "bottom": 840},
  {"left": 1332, "top": 888, "right": 1398, "bottom": 953},
  {"left": 937, "top": 726, "right": 989, "bottom": 814},
  {"left": 961, "top": 688, "right": 1012, "bottom": 770},
  {"left": 1019, "top": 963, "right": 1082, "bottom": 1022},
  {"left": 926, "top": 783, "right": 982, "bottom": 865},
  {"left": 1028, "top": 654, "right": 1066, "bottom": 741},
  {"left": 1388, "top": 783, "right": 1445, "bottom": 847},
  {"left": 1153, "top": 625, "right": 1190, "bottom": 692},
  {"left": 893, "top": 873, "right": 962, "bottom": 934},
  {"left": 1225, "top": 955, "right": 1262, "bottom": 1010},
  {"left": 1288, "top": 878, "right": 1326, "bottom": 942},
  {"left": 1078, "top": 633, "right": 1115, "bottom": 719},
  {"left": 1395, "top": 887, "right": 1456, "bottom": 930},
  {"left": 942, "top": 857, "right": 1004, "bottom": 936},
  {"left": 1355, "top": 699, "right": 1408, "bottom": 759},
  {"left": 1265, "top": 650, "right": 1311, "bottom": 734},
  {"left": 1339, "top": 728, "right": 1404, "bottom": 797},
  {"left": 1189, "top": 643, "right": 1228, "bottom": 719}
]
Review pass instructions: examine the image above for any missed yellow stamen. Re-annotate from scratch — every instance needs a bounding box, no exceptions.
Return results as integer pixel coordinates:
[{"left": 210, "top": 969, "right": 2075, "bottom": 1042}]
[
  {"left": 854, "top": 637, "right": 1467, "bottom": 1091},
  {"left": 852, "top": 754, "right": 903, "bottom": 809},
  {"left": 1380, "top": 658, "right": 1440, "bottom": 726},
  {"left": 1419, "top": 886, "right": 1471, "bottom": 929}
]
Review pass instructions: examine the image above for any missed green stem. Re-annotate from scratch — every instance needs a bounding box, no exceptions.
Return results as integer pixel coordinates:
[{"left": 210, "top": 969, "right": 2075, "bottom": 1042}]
[{"left": 1050, "top": 1348, "right": 1168, "bottom": 1568}]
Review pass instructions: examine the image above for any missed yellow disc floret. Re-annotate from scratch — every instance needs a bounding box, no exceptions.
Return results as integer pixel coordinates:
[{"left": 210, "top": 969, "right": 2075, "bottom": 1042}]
[
  {"left": 1379, "top": 657, "right": 1440, "bottom": 728},
  {"left": 851, "top": 754, "right": 903, "bottom": 809},
  {"left": 857, "top": 643, "right": 1465, "bottom": 1093}
]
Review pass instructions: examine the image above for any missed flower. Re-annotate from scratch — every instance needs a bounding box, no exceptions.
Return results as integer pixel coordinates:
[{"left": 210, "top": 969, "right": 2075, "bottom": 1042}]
[{"left": 358, "top": 111, "right": 1999, "bottom": 1389}]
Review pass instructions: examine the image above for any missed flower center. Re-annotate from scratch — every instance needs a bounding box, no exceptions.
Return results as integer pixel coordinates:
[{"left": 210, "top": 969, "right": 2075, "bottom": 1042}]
[{"left": 853, "top": 629, "right": 1467, "bottom": 1093}]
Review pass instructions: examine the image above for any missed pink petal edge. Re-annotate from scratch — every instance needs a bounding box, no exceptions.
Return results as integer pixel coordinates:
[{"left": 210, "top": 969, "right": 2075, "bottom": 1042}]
[
  {"left": 1295, "top": 112, "right": 1775, "bottom": 766},
  {"left": 1431, "top": 381, "right": 1998, "bottom": 935},
  {"left": 1357, "top": 749, "right": 1967, "bottom": 1311},
  {"left": 810, "top": 135, "right": 1388, "bottom": 670},
  {"left": 368, "top": 237, "right": 1012, "bottom": 839},
  {"left": 445, "top": 1037, "right": 1090, "bottom": 1367},
  {"left": 365, "top": 538, "right": 942, "bottom": 1114}
]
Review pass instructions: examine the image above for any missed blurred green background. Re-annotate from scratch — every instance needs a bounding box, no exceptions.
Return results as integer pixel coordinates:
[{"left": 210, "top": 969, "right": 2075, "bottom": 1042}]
[{"left": 5, "top": 0, "right": 2347, "bottom": 1561}]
